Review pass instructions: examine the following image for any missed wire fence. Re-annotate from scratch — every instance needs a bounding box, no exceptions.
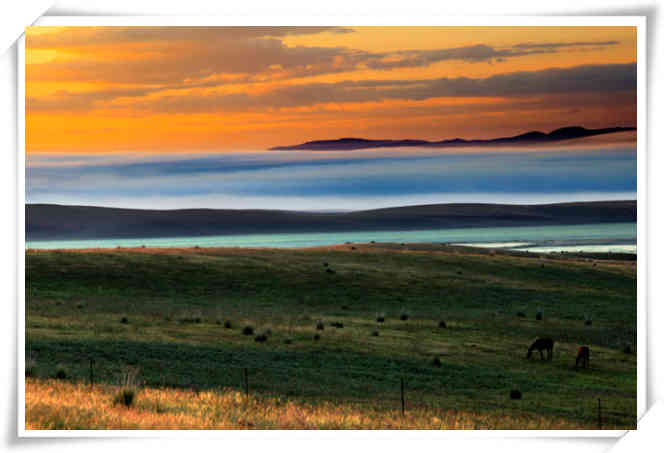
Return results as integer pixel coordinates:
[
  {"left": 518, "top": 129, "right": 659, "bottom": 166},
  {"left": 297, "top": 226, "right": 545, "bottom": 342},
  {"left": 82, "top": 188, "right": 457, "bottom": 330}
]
[{"left": 71, "top": 356, "right": 635, "bottom": 429}]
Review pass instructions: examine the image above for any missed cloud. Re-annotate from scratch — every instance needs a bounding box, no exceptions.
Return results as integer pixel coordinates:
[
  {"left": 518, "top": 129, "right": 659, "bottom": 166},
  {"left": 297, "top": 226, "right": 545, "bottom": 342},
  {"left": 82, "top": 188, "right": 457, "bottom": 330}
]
[
  {"left": 26, "top": 62, "right": 636, "bottom": 115},
  {"left": 513, "top": 40, "right": 620, "bottom": 50},
  {"left": 28, "top": 62, "right": 631, "bottom": 114},
  {"left": 27, "top": 26, "right": 622, "bottom": 87},
  {"left": 27, "top": 26, "right": 354, "bottom": 49}
]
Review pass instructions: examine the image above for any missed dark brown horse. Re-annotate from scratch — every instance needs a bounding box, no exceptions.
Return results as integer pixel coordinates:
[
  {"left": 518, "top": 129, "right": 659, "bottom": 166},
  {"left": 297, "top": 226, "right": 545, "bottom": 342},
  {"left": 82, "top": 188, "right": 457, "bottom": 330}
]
[
  {"left": 526, "top": 338, "right": 554, "bottom": 360},
  {"left": 576, "top": 346, "right": 590, "bottom": 369}
]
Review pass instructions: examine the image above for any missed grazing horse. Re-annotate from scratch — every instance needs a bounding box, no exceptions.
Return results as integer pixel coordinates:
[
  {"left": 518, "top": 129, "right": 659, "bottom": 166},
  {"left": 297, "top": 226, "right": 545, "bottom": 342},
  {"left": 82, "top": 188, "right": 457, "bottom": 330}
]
[
  {"left": 526, "top": 338, "right": 554, "bottom": 361},
  {"left": 576, "top": 346, "right": 590, "bottom": 369}
]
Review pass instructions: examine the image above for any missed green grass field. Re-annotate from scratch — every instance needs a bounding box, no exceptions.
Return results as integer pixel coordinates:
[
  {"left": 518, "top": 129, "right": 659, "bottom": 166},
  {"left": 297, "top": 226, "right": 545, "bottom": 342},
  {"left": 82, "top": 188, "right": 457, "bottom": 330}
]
[{"left": 25, "top": 244, "right": 637, "bottom": 429}]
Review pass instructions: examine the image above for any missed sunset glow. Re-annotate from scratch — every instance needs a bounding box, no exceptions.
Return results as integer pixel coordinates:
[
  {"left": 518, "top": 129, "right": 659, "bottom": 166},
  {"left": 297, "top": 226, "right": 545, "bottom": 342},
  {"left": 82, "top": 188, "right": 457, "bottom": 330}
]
[{"left": 26, "top": 26, "right": 637, "bottom": 153}]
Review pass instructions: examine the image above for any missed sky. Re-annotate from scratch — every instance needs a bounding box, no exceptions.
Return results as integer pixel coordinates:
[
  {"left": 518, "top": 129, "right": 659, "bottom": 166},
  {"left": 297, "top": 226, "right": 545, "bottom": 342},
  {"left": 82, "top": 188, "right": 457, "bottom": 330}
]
[{"left": 25, "top": 26, "right": 637, "bottom": 210}]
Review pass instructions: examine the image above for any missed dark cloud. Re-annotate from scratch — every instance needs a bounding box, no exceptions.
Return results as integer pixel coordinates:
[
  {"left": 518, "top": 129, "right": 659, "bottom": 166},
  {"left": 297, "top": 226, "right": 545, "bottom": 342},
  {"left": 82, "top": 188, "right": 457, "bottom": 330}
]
[
  {"left": 27, "top": 63, "right": 636, "bottom": 114},
  {"left": 513, "top": 40, "right": 620, "bottom": 50}
]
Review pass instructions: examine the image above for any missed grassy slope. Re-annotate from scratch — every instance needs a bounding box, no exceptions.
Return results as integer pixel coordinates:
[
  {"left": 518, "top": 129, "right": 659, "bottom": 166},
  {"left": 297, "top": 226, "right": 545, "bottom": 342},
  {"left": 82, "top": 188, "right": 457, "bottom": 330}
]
[{"left": 25, "top": 244, "right": 637, "bottom": 429}]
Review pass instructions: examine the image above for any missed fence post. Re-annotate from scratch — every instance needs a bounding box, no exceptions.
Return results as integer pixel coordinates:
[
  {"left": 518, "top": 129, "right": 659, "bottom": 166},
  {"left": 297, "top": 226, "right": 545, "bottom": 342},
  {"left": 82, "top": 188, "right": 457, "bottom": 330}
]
[
  {"left": 89, "top": 358, "right": 95, "bottom": 388},
  {"left": 244, "top": 368, "right": 249, "bottom": 399},
  {"left": 400, "top": 377, "right": 405, "bottom": 416},
  {"left": 598, "top": 398, "right": 602, "bottom": 430}
]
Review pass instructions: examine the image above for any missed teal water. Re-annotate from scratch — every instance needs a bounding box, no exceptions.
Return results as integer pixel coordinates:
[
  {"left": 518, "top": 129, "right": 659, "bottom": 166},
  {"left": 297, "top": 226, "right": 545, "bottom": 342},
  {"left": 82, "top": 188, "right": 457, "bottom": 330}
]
[{"left": 26, "top": 222, "right": 636, "bottom": 253}]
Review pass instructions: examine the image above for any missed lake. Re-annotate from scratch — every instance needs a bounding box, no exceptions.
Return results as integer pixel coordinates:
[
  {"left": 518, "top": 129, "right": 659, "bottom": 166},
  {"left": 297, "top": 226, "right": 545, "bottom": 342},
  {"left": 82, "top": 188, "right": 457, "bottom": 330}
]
[{"left": 26, "top": 222, "right": 636, "bottom": 254}]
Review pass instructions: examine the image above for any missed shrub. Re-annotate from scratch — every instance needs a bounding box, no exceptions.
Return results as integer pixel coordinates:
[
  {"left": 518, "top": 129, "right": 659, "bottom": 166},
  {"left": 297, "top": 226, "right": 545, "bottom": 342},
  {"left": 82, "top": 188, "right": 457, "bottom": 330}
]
[
  {"left": 438, "top": 320, "right": 447, "bottom": 328},
  {"left": 535, "top": 309, "right": 543, "bottom": 321},
  {"left": 432, "top": 357, "right": 442, "bottom": 367},
  {"left": 323, "top": 262, "right": 329, "bottom": 267},
  {"left": 376, "top": 312, "right": 386, "bottom": 323},
  {"left": 55, "top": 365, "right": 67, "bottom": 380},
  {"left": 114, "top": 388, "right": 136, "bottom": 407},
  {"left": 224, "top": 320, "right": 232, "bottom": 329},
  {"left": 284, "top": 338, "right": 293, "bottom": 345},
  {"left": 371, "top": 330, "right": 379, "bottom": 337},
  {"left": 254, "top": 334, "right": 268, "bottom": 343},
  {"left": 399, "top": 309, "right": 409, "bottom": 321},
  {"left": 510, "top": 389, "right": 522, "bottom": 400},
  {"left": 242, "top": 326, "right": 254, "bottom": 336},
  {"left": 120, "top": 316, "right": 129, "bottom": 324},
  {"left": 584, "top": 314, "right": 593, "bottom": 326},
  {"left": 313, "top": 334, "right": 321, "bottom": 341},
  {"left": 316, "top": 320, "right": 325, "bottom": 331},
  {"left": 77, "top": 303, "right": 85, "bottom": 309},
  {"left": 326, "top": 268, "right": 336, "bottom": 274},
  {"left": 623, "top": 345, "right": 632, "bottom": 354},
  {"left": 341, "top": 305, "right": 350, "bottom": 310},
  {"left": 516, "top": 312, "right": 526, "bottom": 318},
  {"left": 330, "top": 321, "right": 344, "bottom": 328}
]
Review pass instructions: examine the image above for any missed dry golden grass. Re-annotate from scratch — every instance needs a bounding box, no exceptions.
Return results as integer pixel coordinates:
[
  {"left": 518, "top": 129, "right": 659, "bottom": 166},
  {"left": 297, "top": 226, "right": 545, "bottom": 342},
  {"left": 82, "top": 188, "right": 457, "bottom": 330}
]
[{"left": 26, "top": 378, "right": 614, "bottom": 430}]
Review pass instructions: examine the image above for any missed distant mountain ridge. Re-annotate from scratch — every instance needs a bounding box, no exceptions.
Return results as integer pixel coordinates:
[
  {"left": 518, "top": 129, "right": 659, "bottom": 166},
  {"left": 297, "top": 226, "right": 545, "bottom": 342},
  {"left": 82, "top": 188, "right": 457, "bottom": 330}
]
[
  {"left": 269, "top": 126, "right": 636, "bottom": 151},
  {"left": 26, "top": 201, "right": 636, "bottom": 241}
]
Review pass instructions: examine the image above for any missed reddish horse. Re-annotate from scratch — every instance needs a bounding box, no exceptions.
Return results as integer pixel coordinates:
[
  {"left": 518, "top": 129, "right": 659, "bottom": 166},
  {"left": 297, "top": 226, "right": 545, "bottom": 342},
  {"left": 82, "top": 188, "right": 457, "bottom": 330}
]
[{"left": 576, "top": 346, "right": 590, "bottom": 369}]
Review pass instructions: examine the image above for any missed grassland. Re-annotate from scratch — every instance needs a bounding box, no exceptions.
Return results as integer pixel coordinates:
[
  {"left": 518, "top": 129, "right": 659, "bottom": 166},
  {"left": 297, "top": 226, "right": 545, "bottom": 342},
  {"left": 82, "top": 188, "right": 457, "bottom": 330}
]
[{"left": 25, "top": 243, "right": 637, "bottom": 430}]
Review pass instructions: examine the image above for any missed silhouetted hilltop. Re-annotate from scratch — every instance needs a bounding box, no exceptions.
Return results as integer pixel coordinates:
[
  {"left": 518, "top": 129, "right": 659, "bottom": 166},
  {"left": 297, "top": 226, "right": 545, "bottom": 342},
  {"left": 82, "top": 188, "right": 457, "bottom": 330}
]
[
  {"left": 26, "top": 201, "right": 636, "bottom": 241},
  {"left": 270, "top": 126, "right": 636, "bottom": 151}
]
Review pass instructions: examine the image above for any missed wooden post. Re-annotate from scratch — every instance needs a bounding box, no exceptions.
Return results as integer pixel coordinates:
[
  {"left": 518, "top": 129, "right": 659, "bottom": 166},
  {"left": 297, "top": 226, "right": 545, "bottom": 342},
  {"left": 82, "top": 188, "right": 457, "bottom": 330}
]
[
  {"left": 244, "top": 368, "right": 249, "bottom": 399},
  {"left": 400, "top": 377, "right": 405, "bottom": 416},
  {"left": 598, "top": 398, "right": 602, "bottom": 430},
  {"left": 89, "top": 358, "right": 95, "bottom": 388}
]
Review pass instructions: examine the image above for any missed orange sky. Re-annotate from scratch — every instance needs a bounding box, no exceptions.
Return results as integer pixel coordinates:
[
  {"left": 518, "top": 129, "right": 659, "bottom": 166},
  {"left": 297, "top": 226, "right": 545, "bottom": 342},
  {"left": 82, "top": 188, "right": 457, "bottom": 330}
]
[{"left": 25, "top": 26, "right": 637, "bottom": 153}]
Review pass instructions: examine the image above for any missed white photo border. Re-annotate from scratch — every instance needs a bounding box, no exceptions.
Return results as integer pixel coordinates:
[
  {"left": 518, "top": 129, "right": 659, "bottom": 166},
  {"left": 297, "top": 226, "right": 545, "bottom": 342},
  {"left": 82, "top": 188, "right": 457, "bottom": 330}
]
[{"left": 18, "top": 15, "right": 647, "bottom": 438}]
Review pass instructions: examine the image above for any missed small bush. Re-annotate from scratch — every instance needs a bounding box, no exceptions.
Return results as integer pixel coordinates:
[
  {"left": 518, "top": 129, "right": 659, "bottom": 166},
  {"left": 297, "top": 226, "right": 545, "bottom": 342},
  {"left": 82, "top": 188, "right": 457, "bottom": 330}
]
[
  {"left": 114, "top": 388, "right": 136, "bottom": 407},
  {"left": 623, "top": 345, "right": 632, "bottom": 354},
  {"left": 330, "top": 321, "right": 344, "bottom": 328},
  {"left": 313, "top": 334, "right": 321, "bottom": 341},
  {"left": 516, "top": 312, "right": 526, "bottom": 318},
  {"left": 254, "top": 334, "right": 268, "bottom": 343},
  {"left": 323, "top": 262, "right": 329, "bottom": 267},
  {"left": 264, "top": 328, "right": 272, "bottom": 336},
  {"left": 341, "top": 305, "right": 350, "bottom": 310},
  {"left": 510, "top": 389, "right": 522, "bottom": 400},
  {"left": 535, "top": 309, "right": 543, "bottom": 321},
  {"left": 432, "top": 357, "right": 442, "bottom": 367},
  {"left": 585, "top": 320, "right": 592, "bottom": 326},
  {"left": 326, "top": 268, "right": 336, "bottom": 274},
  {"left": 76, "top": 303, "right": 85, "bottom": 309},
  {"left": 120, "top": 316, "right": 129, "bottom": 324},
  {"left": 242, "top": 326, "right": 254, "bottom": 336},
  {"left": 438, "top": 320, "right": 447, "bottom": 328},
  {"left": 399, "top": 310, "right": 409, "bottom": 321},
  {"left": 224, "top": 320, "right": 232, "bottom": 329},
  {"left": 316, "top": 320, "right": 325, "bottom": 331},
  {"left": 284, "top": 338, "right": 293, "bottom": 345},
  {"left": 376, "top": 312, "right": 386, "bottom": 323},
  {"left": 371, "top": 330, "right": 379, "bottom": 337},
  {"left": 55, "top": 365, "right": 67, "bottom": 380}
]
